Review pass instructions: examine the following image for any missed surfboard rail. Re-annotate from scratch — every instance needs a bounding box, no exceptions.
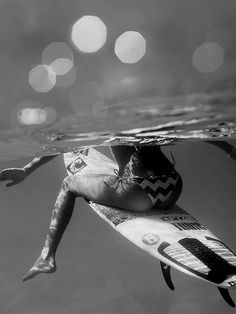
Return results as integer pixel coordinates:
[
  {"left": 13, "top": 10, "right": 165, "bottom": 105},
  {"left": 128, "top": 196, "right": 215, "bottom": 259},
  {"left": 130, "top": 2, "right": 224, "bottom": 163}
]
[{"left": 64, "top": 147, "right": 236, "bottom": 307}]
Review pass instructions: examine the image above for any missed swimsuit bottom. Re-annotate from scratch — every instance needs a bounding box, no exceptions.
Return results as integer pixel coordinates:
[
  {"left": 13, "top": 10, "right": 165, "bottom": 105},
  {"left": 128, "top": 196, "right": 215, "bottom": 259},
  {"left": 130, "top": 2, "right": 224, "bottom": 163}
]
[{"left": 106, "top": 153, "right": 182, "bottom": 207}]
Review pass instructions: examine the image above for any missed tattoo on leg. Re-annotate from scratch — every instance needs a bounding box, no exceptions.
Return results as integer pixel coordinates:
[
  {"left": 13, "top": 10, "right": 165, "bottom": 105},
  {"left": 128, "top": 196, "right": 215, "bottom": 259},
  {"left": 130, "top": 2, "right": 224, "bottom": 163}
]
[{"left": 22, "top": 177, "right": 77, "bottom": 282}]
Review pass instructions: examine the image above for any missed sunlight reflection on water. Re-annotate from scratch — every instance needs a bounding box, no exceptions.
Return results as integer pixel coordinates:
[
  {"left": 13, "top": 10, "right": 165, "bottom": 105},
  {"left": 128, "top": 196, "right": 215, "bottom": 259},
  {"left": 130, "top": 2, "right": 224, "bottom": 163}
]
[{"left": 0, "top": 91, "right": 235, "bottom": 161}]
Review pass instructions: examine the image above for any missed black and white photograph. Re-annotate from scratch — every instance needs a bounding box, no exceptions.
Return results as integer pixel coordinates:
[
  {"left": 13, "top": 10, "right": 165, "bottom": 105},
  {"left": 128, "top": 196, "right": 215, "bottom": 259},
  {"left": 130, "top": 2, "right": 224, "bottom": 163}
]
[{"left": 0, "top": 0, "right": 236, "bottom": 313}]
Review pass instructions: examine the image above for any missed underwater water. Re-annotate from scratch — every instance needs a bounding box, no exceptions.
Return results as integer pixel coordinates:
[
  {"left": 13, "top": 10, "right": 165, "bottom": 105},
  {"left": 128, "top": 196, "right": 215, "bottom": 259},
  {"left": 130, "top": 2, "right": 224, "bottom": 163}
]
[{"left": 0, "top": 140, "right": 235, "bottom": 314}]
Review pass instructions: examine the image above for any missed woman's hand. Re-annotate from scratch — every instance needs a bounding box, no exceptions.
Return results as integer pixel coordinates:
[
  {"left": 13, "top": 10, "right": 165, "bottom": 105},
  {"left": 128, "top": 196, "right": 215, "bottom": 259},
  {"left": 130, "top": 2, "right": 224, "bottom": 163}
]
[{"left": 0, "top": 168, "right": 28, "bottom": 187}]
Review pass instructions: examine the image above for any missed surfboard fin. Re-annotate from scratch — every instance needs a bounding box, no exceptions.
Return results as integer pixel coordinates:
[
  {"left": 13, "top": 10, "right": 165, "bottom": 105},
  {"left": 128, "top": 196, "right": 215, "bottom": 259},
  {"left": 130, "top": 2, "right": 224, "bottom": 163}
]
[
  {"left": 218, "top": 287, "right": 235, "bottom": 308},
  {"left": 160, "top": 262, "right": 175, "bottom": 291}
]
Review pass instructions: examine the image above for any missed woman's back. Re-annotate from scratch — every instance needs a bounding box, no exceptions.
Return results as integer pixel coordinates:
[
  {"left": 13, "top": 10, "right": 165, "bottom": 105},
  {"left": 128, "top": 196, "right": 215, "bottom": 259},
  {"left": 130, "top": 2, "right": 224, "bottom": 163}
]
[{"left": 110, "top": 145, "right": 175, "bottom": 177}]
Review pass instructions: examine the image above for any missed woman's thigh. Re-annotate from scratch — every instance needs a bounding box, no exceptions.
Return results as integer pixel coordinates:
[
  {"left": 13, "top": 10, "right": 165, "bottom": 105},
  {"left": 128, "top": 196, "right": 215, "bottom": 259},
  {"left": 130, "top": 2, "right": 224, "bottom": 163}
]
[{"left": 65, "top": 173, "right": 153, "bottom": 212}]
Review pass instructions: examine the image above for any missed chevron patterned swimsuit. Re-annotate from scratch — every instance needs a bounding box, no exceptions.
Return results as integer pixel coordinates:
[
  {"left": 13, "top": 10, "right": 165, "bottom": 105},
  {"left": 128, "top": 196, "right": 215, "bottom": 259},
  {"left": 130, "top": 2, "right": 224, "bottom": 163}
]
[{"left": 107, "top": 151, "right": 181, "bottom": 208}]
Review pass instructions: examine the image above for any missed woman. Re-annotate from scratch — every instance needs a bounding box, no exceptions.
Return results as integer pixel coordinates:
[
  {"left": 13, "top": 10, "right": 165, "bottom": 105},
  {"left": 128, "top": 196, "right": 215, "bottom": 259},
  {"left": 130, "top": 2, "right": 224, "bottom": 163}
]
[{"left": 0, "top": 145, "right": 182, "bottom": 281}]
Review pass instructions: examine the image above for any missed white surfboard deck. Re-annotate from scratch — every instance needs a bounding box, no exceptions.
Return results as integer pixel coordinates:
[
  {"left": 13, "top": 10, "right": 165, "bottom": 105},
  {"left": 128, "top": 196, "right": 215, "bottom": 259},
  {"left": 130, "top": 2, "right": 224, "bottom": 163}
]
[{"left": 64, "top": 147, "right": 236, "bottom": 300}]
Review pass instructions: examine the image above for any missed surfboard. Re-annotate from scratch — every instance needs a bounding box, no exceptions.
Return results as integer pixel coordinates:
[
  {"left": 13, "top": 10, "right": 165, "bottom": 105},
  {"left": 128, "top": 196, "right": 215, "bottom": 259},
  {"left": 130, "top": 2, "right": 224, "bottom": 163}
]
[{"left": 64, "top": 147, "right": 236, "bottom": 307}]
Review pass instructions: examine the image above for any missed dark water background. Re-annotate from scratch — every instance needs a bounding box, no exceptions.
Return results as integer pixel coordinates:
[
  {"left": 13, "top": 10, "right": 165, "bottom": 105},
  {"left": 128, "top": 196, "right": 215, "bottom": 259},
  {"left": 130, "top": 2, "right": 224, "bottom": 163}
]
[
  {"left": 0, "top": 141, "right": 235, "bottom": 314},
  {"left": 0, "top": 0, "right": 236, "bottom": 312}
]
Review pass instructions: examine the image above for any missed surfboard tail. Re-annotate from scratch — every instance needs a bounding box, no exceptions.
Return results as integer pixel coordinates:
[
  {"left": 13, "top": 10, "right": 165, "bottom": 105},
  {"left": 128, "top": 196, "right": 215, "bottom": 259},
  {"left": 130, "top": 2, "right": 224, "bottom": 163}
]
[{"left": 160, "top": 262, "right": 236, "bottom": 307}]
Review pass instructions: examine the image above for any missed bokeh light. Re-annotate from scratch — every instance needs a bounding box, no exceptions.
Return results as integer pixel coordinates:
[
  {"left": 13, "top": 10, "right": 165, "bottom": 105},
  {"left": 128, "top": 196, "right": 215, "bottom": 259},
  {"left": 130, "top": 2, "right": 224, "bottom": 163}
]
[
  {"left": 192, "top": 42, "right": 225, "bottom": 73},
  {"left": 69, "top": 81, "right": 104, "bottom": 114},
  {"left": 114, "top": 31, "right": 146, "bottom": 64},
  {"left": 11, "top": 100, "right": 57, "bottom": 127},
  {"left": 17, "top": 106, "right": 57, "bottom": 126},
  {"left": 43, "top": 106, "right": 58, "bottom": 124},
  {"left": 42, "top": 42, "right": 74, "bottom": 74},
  {"left": 50, "top": 58, "right": 74, "bottom": 76},
  {"left": 29, "top": 64, "right": 56, "bottom": 92},
  {"left": 71, "top": 15, "right": 107, "bottom": 53},
  {"left": 18, "top": 107, "right": 47, "bottom": 125}
]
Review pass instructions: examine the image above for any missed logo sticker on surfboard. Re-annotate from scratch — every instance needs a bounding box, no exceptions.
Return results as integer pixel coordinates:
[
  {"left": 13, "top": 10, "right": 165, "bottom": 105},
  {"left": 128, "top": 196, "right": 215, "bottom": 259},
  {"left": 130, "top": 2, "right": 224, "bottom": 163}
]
[
  {"left": 67, "top": 157, "right": 87, "bottom": 174},
  {"left": 142, "top": 233, "right": 160, "bottom": 245},
  {"left": 72, "top": 149, "right": 89, "bottom": 156}
]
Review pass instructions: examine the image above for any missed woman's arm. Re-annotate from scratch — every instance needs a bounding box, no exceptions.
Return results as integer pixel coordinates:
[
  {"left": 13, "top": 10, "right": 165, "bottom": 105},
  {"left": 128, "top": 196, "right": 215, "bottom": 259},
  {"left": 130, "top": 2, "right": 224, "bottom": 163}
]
[
  {"left": 23, "top": 155, "right": 58, "bottom": 175},
  {"left": 0, "top": 154, "right": 58, "bottom": 187}
]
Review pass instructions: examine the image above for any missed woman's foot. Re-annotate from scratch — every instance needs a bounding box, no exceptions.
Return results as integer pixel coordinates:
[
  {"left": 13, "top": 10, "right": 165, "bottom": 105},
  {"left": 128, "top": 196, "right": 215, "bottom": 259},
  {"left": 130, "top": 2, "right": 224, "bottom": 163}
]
[{"left": 22, "top": 256, "right": 56, "bottom": 282}]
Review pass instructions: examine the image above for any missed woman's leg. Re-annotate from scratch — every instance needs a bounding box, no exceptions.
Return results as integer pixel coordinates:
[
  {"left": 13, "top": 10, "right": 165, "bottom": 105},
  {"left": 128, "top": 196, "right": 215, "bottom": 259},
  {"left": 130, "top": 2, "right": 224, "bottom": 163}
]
[
  {"left": 22, "top": 173, "right": 152, "bottom": 282},
  {"left": 22, "top": 180, "right": 76, "bottom": 281}
]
